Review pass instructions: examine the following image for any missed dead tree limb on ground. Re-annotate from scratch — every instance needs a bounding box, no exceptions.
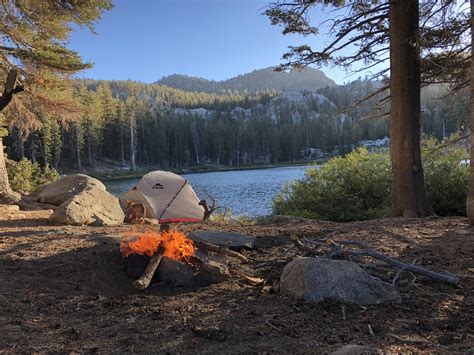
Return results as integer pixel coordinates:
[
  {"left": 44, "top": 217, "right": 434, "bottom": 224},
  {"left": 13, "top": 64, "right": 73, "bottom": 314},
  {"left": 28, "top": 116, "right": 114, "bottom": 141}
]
[
  {"left": 194, "top": 240, "right": 249, "bottom": 263},
  {"left": 290, "top": 235, "right": 459, "bottom": 285}
]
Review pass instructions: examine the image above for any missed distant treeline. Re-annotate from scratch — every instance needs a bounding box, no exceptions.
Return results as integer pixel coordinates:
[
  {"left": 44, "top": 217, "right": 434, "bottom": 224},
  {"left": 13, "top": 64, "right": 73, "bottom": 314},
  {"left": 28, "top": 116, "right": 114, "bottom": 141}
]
[{"left": 4, "top": 79, "right": 468, "bottom": 171}]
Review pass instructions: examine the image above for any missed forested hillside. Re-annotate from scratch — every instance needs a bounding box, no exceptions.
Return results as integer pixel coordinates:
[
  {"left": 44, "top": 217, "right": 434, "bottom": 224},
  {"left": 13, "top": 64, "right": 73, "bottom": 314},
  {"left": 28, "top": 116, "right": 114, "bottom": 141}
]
[
  {"left": 157, "top": 67, "right": 336, "bottom": 93},
  {"left": 4, "top": 73, "right": 468, "bottom": 172}
]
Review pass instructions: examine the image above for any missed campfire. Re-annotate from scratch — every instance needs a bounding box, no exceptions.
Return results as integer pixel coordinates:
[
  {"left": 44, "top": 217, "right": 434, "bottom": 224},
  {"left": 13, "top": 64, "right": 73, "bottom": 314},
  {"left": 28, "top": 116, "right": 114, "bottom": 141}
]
[
  {"left": 121, "top": 229, "right": 195, "bottom": 260},
  {"left": 120, "top": 228, "right": 234, "bottom": 290}
]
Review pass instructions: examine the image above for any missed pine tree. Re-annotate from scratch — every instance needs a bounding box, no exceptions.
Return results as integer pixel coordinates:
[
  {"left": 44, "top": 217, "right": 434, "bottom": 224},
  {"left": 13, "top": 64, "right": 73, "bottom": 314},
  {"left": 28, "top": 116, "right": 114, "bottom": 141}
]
[
  {"left": 0, "top": 0, "right": 112, "bottom": 205},
  {"left": 264, "top": 0, "right": 462, "bottom": 217}
]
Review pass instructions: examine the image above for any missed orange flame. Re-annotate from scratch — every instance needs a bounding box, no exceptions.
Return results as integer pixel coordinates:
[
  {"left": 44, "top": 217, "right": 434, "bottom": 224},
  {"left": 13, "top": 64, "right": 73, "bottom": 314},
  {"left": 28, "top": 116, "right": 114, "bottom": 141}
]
[{"left": 120, "top": 229, "right": 195, "bottom": 261}]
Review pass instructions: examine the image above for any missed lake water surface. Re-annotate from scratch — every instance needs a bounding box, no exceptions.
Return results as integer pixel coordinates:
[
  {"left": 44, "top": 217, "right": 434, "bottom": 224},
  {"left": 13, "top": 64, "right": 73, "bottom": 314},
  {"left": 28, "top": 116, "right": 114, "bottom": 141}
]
[{"left": 104, "top": 166, "right": 309, "bottom": 217}]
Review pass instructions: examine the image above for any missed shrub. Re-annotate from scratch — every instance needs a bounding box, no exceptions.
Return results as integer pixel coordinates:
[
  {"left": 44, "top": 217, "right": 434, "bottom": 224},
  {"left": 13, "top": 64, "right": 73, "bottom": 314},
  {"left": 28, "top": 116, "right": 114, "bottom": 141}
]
[
  {"left": 273, "top": 148, "right": 392, "bottom": 222},
  {"left": 422, "top": 136, "right": 469, "bottom": 216},
  {"left": 6, "top": 158, "right": 60, "bottom": 195},
  {"left": 273, "top": 138, "right": 469, "bottom": 222}
]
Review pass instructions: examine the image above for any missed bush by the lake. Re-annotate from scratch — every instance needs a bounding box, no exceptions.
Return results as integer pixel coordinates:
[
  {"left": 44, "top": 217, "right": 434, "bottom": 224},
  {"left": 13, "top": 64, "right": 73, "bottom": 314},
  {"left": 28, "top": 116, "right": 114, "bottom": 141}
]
[
  {"left": 6, "top": 158, "right": 59, "bottom": 195},
  {"left": 422, "top": 136, "right": 469, "bottom": 216},
  {"left": 274, "top": 148, "right": 392, "bottom": 222},
  {"left": 273, "top": 138, "right": 469, "bottom": 222}
]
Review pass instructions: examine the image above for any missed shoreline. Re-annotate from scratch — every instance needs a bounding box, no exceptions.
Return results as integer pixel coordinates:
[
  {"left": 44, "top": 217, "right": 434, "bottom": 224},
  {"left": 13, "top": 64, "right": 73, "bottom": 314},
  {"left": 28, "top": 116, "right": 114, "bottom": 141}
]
[{"left": 83, "top": 160, "right": 322, "bottom": 181}]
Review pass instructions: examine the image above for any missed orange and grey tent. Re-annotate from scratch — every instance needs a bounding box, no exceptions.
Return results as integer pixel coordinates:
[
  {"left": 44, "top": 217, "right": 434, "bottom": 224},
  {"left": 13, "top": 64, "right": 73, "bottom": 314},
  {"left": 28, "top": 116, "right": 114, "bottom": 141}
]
[{"left": 119, "top": 170, "right": 205, "bottom": 223}]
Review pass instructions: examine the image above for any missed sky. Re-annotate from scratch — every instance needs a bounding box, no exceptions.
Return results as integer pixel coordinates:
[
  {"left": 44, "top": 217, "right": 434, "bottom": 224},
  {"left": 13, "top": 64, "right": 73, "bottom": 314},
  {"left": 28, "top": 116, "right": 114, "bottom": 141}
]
[{"left": 69, "top": 0, "right": 369, "bottom": 85}]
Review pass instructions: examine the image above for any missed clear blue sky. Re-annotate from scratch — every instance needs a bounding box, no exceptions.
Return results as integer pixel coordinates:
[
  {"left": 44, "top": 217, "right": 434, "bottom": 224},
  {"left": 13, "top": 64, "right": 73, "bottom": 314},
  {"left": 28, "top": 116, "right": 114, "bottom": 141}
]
[{"left": 69, "top": 0, "right": 367, "bottom": 84}]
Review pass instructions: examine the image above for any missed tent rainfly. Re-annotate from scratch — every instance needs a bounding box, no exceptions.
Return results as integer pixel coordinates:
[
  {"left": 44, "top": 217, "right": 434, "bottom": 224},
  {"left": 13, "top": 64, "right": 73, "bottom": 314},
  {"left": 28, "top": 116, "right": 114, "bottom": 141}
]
[{"left": 119, "top": 171, "right": 205, "bottom": 223}]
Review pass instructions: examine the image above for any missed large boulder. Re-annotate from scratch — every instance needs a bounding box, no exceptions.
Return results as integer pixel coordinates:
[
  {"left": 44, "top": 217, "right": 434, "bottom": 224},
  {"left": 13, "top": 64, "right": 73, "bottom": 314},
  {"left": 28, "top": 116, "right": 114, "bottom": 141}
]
[
  {"left": 31, "top": 174, "right": 124, "bottom": 226},
  {"left": 280, "top": 257, "right": 400, "bottom": 305},
  {"left": 33, "top": 174, "right": 106, "bottom": 206}
]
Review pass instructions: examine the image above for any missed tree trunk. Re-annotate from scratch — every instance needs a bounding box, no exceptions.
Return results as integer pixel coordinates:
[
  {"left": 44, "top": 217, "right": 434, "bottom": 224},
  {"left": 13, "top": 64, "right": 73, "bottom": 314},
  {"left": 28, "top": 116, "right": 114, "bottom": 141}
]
[
  {"left": 120, "top": 124, "right": 125, "bottom": 165},
  {"left": 75, "top": 125, "right": 82, "bottom": 170},
  {"left": 0, "top": 69, "right": 24, "bottom": 204},
  {"left": 0, "top": 137, "right": 22, "bottom": 204},
  {"left": 19, "top": 137, "right": 25, "bottom": 158},
  {"left": 466, "top": 0, "right": 474, "bottom": 224},
  {"left": 388, "top": 0, "right": 431, "bottom": 217},
  {"left": 87, "top": 124, "right": 93, "bottom": 166},
  {"left": 130, "top": 115, "right": 136, "bottom": 171}
]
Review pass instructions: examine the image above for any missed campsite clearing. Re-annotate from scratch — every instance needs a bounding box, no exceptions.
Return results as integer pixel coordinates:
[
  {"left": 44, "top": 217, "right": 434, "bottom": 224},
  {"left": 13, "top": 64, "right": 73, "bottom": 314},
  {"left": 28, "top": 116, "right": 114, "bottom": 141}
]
[{"left": 0, "top": 208, "right": 473, "bottom": 353}]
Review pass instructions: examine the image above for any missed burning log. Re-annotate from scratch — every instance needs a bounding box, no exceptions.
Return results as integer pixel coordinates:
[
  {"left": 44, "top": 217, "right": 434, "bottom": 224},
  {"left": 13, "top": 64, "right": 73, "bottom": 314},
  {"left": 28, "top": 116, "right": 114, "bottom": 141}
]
[
  {"left": 121, "top": 229, "right": 196, "bottom": 290},
  {"left": 133, "top": 246, "right": 165, "bottom": 290},
  {"left": 120, "top": 228, "right": 232, "bottom": 290}
]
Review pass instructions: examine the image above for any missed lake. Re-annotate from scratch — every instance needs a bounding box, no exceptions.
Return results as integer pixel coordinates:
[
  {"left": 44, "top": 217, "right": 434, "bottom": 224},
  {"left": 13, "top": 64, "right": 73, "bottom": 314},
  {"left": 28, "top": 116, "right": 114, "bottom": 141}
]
[{"left": 103, "top": 166, "right": 309, "bottom": 217}]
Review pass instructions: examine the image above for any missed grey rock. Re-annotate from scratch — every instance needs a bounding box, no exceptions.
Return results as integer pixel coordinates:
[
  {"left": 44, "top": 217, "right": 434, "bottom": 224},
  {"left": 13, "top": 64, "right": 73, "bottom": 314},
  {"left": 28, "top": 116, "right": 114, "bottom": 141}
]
[
  {"left": 0, "top": 204, "right": 20, "bottom": 212},
  {"left": 330, "top": 345, "right": 378, "bottom": 355},
  {"left": 157, "top": 257, "right": 195, "bottom": 286},
  {"left": 189, "top": 231, "right": 256, "bottom": 250},
  {"left": 31, "top": 174, "right": 124, "bottom": 226},
  {"left": 33, "top": 174, "right": 106, "bottom": 206},
  {"left": 280, "top": 257, "right": 401, "bottom": 305}
]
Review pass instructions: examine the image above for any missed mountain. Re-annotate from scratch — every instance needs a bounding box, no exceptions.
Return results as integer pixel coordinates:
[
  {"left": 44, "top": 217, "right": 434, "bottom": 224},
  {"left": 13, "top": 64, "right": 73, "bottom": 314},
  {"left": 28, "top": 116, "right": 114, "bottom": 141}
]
[{"left": 156, "top": 66, "right": 336, "bottom": 94}]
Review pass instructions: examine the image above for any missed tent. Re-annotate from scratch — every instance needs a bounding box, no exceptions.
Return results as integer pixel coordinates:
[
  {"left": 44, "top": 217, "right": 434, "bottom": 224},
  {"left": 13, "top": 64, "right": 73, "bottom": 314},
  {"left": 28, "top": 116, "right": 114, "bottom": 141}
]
[{"left": 119, "top": 170, "right": 205, "bottom": 223}]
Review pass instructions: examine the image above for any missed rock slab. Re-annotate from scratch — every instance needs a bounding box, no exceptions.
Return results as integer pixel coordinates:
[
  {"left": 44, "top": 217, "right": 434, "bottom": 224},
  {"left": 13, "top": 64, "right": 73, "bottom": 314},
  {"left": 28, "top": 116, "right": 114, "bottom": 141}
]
[
  {"left": 30, "top": 174, "right": 124, "bottom": 226},
  {"left": 280, "top": 257, "right": 401, "bottom": 305},
  {"left": 330, "top": 345, "right": 378, "bottom": 355},
  {"left": 188, "top": 231, "right": 256, "bottom": 250}
]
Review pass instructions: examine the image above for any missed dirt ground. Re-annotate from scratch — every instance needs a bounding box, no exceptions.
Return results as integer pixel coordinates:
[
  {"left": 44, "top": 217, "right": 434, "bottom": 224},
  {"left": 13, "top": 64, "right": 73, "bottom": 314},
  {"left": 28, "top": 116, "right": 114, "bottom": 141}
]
[{"left": 0, "top": 207, "right": 473, "bottom": 354}]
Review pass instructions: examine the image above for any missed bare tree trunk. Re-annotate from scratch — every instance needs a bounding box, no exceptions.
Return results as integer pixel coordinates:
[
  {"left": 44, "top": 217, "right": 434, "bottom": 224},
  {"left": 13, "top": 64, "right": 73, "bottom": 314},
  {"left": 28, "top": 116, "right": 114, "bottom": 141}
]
[
  {"left": 130, "top": 115, "right": 136, "bottom": 171},
  {"left": 87, "top": 124, "right": 93, "bottom": 166},
  {"left": 467, "top": 0, "right": 474, "bottom": 224},
  {"left": 19, "top": 138, "right": 25, "bottom": 158},
  {"left": 31, "top": 142, "right": 37, "bottom": 164},
  {"left": 0, "top": 69, "right": 24, "bottom": 205},
  {"left": 191, "top": 122, "right": 200, "bottom": 165},
  {"left": 120, "top": 124, "right": 125, "bottom": 165},
  {"left": 75, "top": 124, "right": 81, "bottom": 170},
  {"left": 140, "top": 119, "right": 149, "bottom": 165},
  {"left": 388, "top": 0, "right": 431, "bottom": 218},
  {"left": 0, "top": 137, "right": 21, "bottom": 204}
]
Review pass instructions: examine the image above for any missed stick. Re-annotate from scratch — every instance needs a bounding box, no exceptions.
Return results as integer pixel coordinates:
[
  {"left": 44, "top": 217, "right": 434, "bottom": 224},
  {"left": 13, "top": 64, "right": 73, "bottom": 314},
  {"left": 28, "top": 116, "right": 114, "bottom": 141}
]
[
  {"left": 133, "top": 247, "right": 165, "bottom": 290},
  {"left": 388, "top": 333, "right": 426, "bottom": 344},
  {"left": 346, "top": 249, "right": 459, "bottom": 285},
  {"left": 392, "top": 258, "right": 418, "bottom": 286},
  {"left": 194, "top": 240, "right": 249, "bottom": 263},
  {"left": 368, "top": 324, "right": 374, "bottom": 336}
]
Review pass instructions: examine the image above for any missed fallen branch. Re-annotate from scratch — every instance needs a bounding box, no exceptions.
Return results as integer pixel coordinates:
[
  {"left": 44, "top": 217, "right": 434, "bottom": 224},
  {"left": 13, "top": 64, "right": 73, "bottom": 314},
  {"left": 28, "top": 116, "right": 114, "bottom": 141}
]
[
  {"left": 388, "top": 333, "right": 427, "bottom": 344},
  {"left": 252, "top": 260, "right": 288, "bottom": 270},
  {"left": 194, "top": 240, "right": 249, "bottom": 263},
  {"left": 345, "top": 249, "right": 459, "bottom": 285},
  {"left": 392, "top": 258, "right": 419, "bottom": 286},
  {"left": 291, "top": 236, "right": 459, "bottom": 285}
]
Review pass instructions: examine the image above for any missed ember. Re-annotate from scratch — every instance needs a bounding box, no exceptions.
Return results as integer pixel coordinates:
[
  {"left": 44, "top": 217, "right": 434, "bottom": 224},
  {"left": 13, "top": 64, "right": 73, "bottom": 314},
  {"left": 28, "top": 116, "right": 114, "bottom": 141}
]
[{"left": 120, "top": 229, "right": 195, "bottom": 261}]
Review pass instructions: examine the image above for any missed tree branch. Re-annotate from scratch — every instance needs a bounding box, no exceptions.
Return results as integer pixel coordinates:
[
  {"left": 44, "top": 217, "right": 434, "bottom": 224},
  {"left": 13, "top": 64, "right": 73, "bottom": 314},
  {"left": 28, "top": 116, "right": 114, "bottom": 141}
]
[{"left": 0, "top": 69, "right": 24, "bottom": 112}]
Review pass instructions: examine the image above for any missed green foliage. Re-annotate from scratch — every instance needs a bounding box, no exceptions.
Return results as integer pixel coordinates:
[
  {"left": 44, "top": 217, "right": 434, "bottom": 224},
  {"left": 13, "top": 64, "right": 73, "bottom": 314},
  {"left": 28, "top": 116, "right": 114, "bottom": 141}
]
[
  {"left": 274, "top": 139, "right": 470, "bottom": 221},
  {"left": 6, "top": 158, "right": 59, "bottom": 195},
  {"left": 274, "top": 148, "right": 392, "bottom": 222},
  {"left": 422, "top": 135, "right": 469, "bottom": 216}
]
